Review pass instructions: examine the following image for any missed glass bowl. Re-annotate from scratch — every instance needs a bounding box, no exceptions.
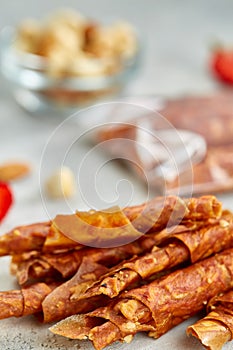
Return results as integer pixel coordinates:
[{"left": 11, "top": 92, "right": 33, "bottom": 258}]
[{"left": 0, "top": 26, "right": 141, "bottom": 116}]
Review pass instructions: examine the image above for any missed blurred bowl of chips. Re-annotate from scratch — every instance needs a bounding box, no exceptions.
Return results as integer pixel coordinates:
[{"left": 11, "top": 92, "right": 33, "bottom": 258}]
[{"left": 0, "top": 9, "right": 141, "bottom": 115}]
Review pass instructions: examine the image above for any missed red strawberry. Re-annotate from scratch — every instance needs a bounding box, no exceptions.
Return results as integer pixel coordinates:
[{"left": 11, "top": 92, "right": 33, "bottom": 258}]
[
  {"left": 0, "top": 182, "right": 13, "bottom": 221},
  {"left": 211, "top": 49, "right": 233, "bottom": 84}
]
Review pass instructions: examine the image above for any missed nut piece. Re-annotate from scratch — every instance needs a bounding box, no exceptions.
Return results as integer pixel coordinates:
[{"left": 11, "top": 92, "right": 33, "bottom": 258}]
[
  {"left": 14, "top": 9, "right": 138, "bottom": 78},
  {"left": 0, "top": 162, "right": 30, "bottom": 182},
  {"left": 45, "top": 166, "right": 76, "bottom": 199}
]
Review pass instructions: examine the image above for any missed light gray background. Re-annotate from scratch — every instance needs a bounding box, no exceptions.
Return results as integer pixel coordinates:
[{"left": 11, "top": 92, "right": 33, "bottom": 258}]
[{"left": 0, "top": 1, "right": 233, "bottom": 349}]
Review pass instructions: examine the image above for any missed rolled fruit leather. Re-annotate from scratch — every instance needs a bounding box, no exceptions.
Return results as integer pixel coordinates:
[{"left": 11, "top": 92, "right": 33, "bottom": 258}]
[
  {"left": 0, "top": 258, "right": 108, "bottom": 321},
  {"left": 96, "top": 91, "right": 233, "bottom": 195},
  {"left": 15, "top": 208, "right": 232, "bottom": 322},
  {"left": 0, "top": 229, "right": 163, "bottom": 321},
  {"left": 0, "top": 282, "right": 58, "bottom": 319},
  {"left": 33, "top": 203, "right": 228, "bottom": 322},
  {"left": 187, "top": 289, "right": 233, "bottom": 350},
  {"left": 0, "top": 196, "right": 228, "bottom": 324},
  {"left": 71, "top": 210, "right": 233, "bottom": 301},
  {"left": 0, "top": 195, "right": 221, "bottom": 255},
  {"left": 11, "top": 230, "right": 161, "bottom": 286},
  {"left": 50, "top": 247, "right": 233, "bottom": 350},
  {"left": 3, "top": 224, "right": 187, "bottom": 321}
]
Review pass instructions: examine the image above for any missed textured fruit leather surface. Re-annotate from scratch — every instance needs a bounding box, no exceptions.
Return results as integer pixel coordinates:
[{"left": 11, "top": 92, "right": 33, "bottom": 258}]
[{"left": 97, "top": 92, "right": 233, "bottom": 196}]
